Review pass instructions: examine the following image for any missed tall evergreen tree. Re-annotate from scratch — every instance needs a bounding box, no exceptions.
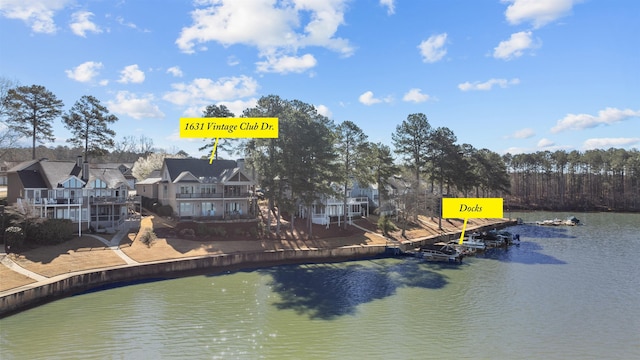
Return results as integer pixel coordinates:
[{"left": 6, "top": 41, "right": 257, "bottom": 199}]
[
  {"left": 243, "top": 96, "right": 337, "bottom": 238},
  {"left": 0, "top": 77, "right": 21, "bottom": 159},
  {"left": 243, "top": 95, "right": 289, "bottom": 236},
  {"left": 392, "top": 113, "right": 432, "bottom": 187},
  {"left": 369, "top": 142, "right": 399, "bottom": 202},
  {"left": 62, "top": 95, "right": 118, "bottom": 161},
  {"left": 198, "top": 104, "right": 236, "bottom": 159},
  {"left": 392, "top": 113, "right": 432, "bottom": 220},
  {"left": 3, "top": 84, "right": 64, "bottom": 159},
  {"left": 335, "top": 120, "right": 371, "bottom": 228}
]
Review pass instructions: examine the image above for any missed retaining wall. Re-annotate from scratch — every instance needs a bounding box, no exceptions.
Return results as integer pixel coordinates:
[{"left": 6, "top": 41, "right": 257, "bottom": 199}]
[
  {"left": 1, "top": 219, "right": 518, "bottom": 318},
  {"left": 0, "top": 245, "right": 387, "bottom": 318}
]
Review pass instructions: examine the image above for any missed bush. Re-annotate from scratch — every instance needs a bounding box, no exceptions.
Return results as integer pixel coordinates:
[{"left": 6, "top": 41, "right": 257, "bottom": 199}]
[
  {"left": 5, "top": 226, "right": 25, "bottom": 251},
  {"left": 249, "top": 226, "right": 259, "bottom": 239},
  {"left": 27, "top": 219, "right": 75, "bottom": 246},
  {"left": 139, "top": 229, "right": 157, "bottom": 248},
  {"left": 377, "top": 216, "right": 396, "bottom": 237},
  {"left": 179, "top": 228, "right": 195, "bottom": 238},
  {"left": 196, "top": 223, "right": 210, "bottom": 236},
  {"left": 213, "top": 226, "right": 227, "bottom": 237},
  {"left": 234, "top": 227, "right": 245, "bottom": 237}
]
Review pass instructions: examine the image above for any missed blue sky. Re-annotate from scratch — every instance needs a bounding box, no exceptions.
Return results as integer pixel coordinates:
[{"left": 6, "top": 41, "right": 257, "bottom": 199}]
[{"left": 1, "top": 0, "right": 638, "bottom": 159}]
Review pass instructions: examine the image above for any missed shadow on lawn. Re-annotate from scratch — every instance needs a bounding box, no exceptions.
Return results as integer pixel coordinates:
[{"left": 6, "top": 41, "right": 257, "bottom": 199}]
[
  {"left": 13, "top": 236, "right": 110, "bottom": 264},
  {"left": 256, "top": 259, "right": 448, "bottom": 320}
]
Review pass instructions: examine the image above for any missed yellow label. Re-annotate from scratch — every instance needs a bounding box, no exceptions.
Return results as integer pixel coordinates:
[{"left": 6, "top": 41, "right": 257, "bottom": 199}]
[
  {"left": 442, "top": 198, "right": 504, "bottom": 218},
  {"left": 180, "top": 117, "right": 278, "bottom": 138}
]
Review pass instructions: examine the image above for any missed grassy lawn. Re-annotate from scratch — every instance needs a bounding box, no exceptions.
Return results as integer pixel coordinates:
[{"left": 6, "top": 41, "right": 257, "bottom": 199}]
[
  {"left": 0, "top": 265, "right": 36, "bottom": 292},
  {"left": 7, "top": 236, "right": 127, "bottom": 278}
]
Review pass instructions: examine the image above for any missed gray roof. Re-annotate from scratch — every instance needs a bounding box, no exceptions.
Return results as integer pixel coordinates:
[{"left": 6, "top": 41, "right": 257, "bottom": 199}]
[
  {"left": 87, "top": 167, "right": 129, "bottom": 189},
  {"left": 164, "top": 158, "right": 238, "bottom": 182},
  {"left": 9, "top": 159, "right": 129, "bottom": 190}
]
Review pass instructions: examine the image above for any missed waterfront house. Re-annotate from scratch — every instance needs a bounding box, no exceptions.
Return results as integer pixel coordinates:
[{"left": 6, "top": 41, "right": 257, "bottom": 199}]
[
  {"left": 145, "top": 158, "right": 256, "bottom": 220},
  {"left": 6, "top": 156, "right": 139, "bottom": 232},
  {"left": 296, "top": 183, "right": 369, "bottom": 226}
]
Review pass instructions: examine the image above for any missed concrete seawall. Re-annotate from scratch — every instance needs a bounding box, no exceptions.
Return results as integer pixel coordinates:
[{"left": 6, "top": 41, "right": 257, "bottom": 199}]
[
  {"left": 0, "top": 219, "right": 517, "bottom": 318},
  {"left": 0, "top": 245, "right": 387, "bottom": 318}
]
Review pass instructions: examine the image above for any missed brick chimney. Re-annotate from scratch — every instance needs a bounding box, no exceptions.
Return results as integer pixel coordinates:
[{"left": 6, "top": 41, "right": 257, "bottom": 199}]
[
  {"left": 82, "top": 161, "right": 90, "bottom": 181},
  {"left": 237, "top": 158, "right": 245, "bottom": 171}
]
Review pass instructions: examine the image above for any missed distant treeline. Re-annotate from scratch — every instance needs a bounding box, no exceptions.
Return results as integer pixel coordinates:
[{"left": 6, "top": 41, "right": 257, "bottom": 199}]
[
  {"left": 503, "top": 148, "right": 640, "bottom": 212},
  {"left": 1, "top": 134, "right": 186, "bottom": 164}
]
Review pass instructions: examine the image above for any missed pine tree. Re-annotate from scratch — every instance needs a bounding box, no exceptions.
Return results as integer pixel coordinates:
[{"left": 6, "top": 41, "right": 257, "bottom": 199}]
[
  {"left": 335, "top": 120, "right": 371, "bottom": 228},
  {"left": 3, "top": 85, "right": 64, "bottom": 159},
  {"left": 62, "top": 95, "right": 118, "bottom": 161}
]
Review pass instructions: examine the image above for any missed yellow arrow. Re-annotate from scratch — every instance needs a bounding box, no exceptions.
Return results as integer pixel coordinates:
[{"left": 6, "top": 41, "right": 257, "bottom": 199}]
[
  {"left": 459, "top": 218, "right": 469, "bottom": 244},
  {"left": 209, "top": 137, "right": 219, "bottom": 164}
]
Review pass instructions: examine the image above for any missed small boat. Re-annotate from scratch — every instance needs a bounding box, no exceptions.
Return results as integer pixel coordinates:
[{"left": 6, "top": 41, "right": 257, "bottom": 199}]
[
  {"left": 415, "top": 243, "right": 463, "bottom": 263},
  {"left": 474, "top": 231, "right": 505, "bottom": 247},
  {"left": 536, "top": 216, "right": 580, "bottom": 226},
  {"left": 459, "top": 234, "right": 487, "bottom": 250}
]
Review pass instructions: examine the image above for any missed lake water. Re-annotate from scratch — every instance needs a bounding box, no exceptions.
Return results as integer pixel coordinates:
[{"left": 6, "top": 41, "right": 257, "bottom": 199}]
[{"left": 1, "top": 212, "right": 639, "bottom": 359}]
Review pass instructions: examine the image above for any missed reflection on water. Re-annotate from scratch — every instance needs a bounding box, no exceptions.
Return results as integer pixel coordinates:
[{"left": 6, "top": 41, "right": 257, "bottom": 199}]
[
  {"left": 259, "top": 260, "right": 448, "bottom": 319},
  {"left": 1, "top": 212, "right": 639, "bottom": 359}
]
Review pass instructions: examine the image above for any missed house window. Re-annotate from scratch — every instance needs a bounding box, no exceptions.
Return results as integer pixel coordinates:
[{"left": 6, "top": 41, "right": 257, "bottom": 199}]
[
  {"left": 92, "top": 179, "right": 107, "bottom": 188},
  {"left": 62, "top": 178, "right": 83, "bottom": 188},
  {"left": 225, "top": 202, "right": 241, "bottom": 214},
  {"left": 180, "top": 202, "right": 193, "bottom": 216},
  {"left": 202, "top": 202, "right": 216, "bottom": 216}
]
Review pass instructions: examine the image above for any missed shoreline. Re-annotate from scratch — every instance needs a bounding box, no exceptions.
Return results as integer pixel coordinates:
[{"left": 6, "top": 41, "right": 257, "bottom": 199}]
[{"left": 0, "top": 219, "right": 516, "bottom": 318}]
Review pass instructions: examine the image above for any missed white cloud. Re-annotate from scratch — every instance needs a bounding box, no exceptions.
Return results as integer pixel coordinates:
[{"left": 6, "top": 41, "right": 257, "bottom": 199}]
[
  {"left": 163, "top": 76, "right": 259, "bottom": 106},
  {"left": 65, "top": 61, "right": 103, "bottom": 82},
  {"left": 175, "top": 0, "right": 352, "bottom": 72},
  {"left": 0, "top": 0, "right": 71, "bottom": 34},
  {"left": 256, "top": 53, "right": 317, "bottom": 74},
  {"left": 118, "top": 64, "right": 145, "bottom": 84},
  {"left": 506, "top": 128, "right": 535, "bottom": 139},
  {"left": 358, "top": 91, "right": 392, "bottom": 106},
  {"left": 551, "top": 107, "right": 640, "bottom": 133},
  {"left": 359, "top": 91, "right": 381, "bottom": 105},
  {"left": 315, "top": 104, "right": 332, "bottom": 118},
  {"left": 418, "top": 33, "right": 448, "bottom": 63},
  {"left": 167, "top": 66, "right": 183, "bottom": 77},
  {"left": 69, "top": 10, "right": 101, "bottom": 37},
  {"left": 537, "top": 138, "right": 555, "bottom": 147},
  {"left": 402, "top": 88, "right": 431, "bottom": 103},
  {"left": 380, "top": 0, "right": 395, "bottom": 15},
  {"left": 502, "top": 0, "right": 580, "bottom": 28},
  {"left": 107, "top": 91, "right": 165, "bottom": 119},
  {"left": 493, "top": 31, "right": 537, "bottom": 60},
  {"left": 458, "top": 78, "right": 520, "bottom": 91},
  {"left": 583, "top": 138, "right": 640, "bottom": 150},
  {"left": 217, "top": 98, "right": 259, "bottom": 118}
]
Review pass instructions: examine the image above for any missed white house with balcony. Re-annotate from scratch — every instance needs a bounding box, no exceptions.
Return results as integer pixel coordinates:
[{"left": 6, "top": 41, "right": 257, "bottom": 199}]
[
  {"left": 138, "top": 158, "right": 256, "bottom": 220},
  {"left": 6, "top": 156, "right": 139, "bottom": 233}
]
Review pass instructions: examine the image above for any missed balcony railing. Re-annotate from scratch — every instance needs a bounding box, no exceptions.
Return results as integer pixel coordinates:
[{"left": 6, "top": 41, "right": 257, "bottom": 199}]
[
  {"left": 175, "top": 192, "right": 252, "bottom": 199},
  {"left": 28, "top": 197, "right": 84, "bottom": 205},
  {"left": 90, "top": 196, "right": 128, "bottom": 204},
  {"left": 176, "top": 193, "right": 223, "bottom": 199}
]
